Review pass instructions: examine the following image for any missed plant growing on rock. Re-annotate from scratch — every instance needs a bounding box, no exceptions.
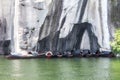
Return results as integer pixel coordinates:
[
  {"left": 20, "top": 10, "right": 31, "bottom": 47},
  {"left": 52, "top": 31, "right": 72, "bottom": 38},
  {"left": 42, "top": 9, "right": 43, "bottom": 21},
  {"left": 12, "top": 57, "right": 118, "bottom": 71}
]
[{"left": 111, "top": 29, "right": 120, "bottom": 54}]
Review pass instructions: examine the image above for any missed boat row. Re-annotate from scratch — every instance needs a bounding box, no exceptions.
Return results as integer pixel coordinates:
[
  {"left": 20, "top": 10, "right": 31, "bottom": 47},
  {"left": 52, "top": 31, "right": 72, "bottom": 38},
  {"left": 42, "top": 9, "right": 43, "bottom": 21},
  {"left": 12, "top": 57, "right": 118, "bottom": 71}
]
[{"left": 5, "top": 50, "right": 116, "bottom": 59}]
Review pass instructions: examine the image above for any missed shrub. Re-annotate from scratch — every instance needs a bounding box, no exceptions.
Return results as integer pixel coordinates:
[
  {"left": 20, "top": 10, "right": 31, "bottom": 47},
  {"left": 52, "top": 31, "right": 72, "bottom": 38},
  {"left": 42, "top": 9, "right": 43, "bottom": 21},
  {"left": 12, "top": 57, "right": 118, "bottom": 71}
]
[{"left": 111, "top": 29, "right": 120, "bottom": 53}]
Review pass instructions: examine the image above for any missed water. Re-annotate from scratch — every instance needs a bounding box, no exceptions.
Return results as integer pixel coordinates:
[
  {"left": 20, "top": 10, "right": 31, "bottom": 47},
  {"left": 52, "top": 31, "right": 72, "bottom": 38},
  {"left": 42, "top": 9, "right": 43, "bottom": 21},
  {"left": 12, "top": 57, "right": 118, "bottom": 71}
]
[{"left": 0, "top": 57, "right": 120, "bottom": 80}]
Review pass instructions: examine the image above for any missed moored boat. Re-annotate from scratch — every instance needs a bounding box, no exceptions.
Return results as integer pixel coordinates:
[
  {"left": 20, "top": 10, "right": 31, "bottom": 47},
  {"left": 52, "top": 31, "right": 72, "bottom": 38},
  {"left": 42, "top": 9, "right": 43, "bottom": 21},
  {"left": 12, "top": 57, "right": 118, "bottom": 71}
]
[
  {"left": 5, "top": 54, "right": 42, "bottom": 59},
  {"left": 45, "top": 51, "right": 53, "bottom": 58}
]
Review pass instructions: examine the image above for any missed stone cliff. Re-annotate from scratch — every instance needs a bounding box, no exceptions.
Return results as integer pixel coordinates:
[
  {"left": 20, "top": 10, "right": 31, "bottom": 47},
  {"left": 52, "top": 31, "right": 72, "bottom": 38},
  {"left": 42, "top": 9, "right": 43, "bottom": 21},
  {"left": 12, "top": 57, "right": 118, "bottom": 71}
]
[{"left": 0, "top": 0, "right": 119, "bottom": 54}]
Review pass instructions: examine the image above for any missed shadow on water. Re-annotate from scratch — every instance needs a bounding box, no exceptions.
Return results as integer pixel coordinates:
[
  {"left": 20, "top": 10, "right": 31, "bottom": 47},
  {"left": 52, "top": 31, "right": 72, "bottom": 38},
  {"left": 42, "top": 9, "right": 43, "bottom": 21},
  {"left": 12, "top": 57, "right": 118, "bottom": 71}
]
[{"left": 0, "top": 57, "right": 120, "bottom": 80}]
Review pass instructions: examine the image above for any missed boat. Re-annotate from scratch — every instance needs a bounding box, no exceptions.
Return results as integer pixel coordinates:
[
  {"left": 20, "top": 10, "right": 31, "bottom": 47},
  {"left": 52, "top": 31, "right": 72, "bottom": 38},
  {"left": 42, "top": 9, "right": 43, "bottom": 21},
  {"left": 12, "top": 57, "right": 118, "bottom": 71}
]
[
  {"left": 5, "top": 50, "right": 116, "bottom": 59},
  {"left": 5, "top": 52, "right": 45, "bottom": 59},
  {"left": 5, "top": 55, "right": 42, "bottom": 59},
  {"left": 45, "top": 51, "right": 53, "bottom": 58},
  {"left": 57, "top": 54, "right": 63, "bottom": 58}
]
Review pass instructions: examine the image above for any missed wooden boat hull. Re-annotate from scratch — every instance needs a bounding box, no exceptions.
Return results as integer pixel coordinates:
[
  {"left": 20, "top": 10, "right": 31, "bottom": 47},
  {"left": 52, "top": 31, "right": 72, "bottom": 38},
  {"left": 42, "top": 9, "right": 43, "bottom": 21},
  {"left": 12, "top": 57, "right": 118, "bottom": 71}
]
[{"left": 5, "top": 55, "right": 43, "bottom": 59}]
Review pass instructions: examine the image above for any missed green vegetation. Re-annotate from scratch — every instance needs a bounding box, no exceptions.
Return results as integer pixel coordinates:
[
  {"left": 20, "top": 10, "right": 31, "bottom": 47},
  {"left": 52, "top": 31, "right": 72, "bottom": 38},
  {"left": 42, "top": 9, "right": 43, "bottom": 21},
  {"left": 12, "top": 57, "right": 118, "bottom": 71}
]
[{"left": 111, "top": 29, "right": 120, "bottom": 53}]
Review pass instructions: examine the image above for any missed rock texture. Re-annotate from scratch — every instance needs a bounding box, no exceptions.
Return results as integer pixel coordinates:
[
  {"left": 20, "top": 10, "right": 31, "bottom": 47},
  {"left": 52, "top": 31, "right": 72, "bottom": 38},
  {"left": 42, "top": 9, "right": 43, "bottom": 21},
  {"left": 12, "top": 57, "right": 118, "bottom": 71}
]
[
  {"left": 13, "top": 0, "right": 51, "bottom": 54},
  {"left": 0, "top": 0, "right": 14, "bottom": 54},
  {"left": 0, "top": 0, "right": 119, "bottom": 54},
  {"left": 38, "top": 0, "right": 110, "bottom": 52},
  {"left": 110, "top": 0, "right": 120, "bottom": 28}
]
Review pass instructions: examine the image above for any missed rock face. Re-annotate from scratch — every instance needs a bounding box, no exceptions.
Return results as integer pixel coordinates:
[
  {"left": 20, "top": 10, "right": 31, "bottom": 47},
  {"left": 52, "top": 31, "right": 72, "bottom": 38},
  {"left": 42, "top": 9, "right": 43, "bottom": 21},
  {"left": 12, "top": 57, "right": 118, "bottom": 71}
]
[
  {"left": 13, "top": 0, "right": 51, "bottom": 54},
  {"left": 38, "top": 0, "right": 110, "bottom": 52},
  {"left": 0, "top": 0, "right": 119, "bottom": 54},
  {"left": 110, "top": 0, "right": 120, "bottom": 28},
  {"left": 0, "top": 0, "right": 14, "bottom": 54}
]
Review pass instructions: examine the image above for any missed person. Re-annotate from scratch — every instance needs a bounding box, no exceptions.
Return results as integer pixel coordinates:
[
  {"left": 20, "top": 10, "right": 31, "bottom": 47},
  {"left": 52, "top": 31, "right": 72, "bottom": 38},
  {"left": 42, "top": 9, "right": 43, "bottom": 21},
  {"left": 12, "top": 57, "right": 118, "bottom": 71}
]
[
  {"left": 67, "top": 51, "right": 73, "bottom": 57},
  {"left": 88, "top": 50, "right": 91, "bottom": 54},
  {"left": 96, "top": 50, "right": 100, "bottom": 54},
  {"left": 109, "top": 52, "right": 115, "bottom": 57},
  {"left": 28, "top": 52, "right": 32, "bottom": 54},
  {"left": 71, "top": 50, "right": 74, "bottom": 55},
  {"left": 31, "top": 51, "right": 39, "bottom": 56},
  {"left": 45, "top": 51, "right": 53, "bottom": 58},
  {"left": 95, "top": 50, "right": 100, "bottom": 57},
  {"left": 57, "top": 52, "right": 63, "bottom": 58},
  {"left": 86, "top": 50, "right": 91, "bottom": 57}
]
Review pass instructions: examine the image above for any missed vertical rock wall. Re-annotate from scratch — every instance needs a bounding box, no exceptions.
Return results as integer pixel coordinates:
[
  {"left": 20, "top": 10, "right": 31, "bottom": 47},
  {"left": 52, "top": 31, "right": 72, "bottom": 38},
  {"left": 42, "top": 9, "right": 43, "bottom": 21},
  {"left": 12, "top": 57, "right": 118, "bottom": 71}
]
[
  {"left": 0, "top": 0, "right": 119, "bottom": 54},
  {"left": 38, "top": 0, "right": 110, "bottom": 52},
  {"left": 110, "top": 0, "right": 120, "bottom": 28},
  {"left": 0, "top": 0, "right": 14, "bottom": 41},
  {"left": 13, "top": 0, "right": 51, "bottom": 54},
  {"left": 0, "top": 0, "right": 14, "bottom": 54}
]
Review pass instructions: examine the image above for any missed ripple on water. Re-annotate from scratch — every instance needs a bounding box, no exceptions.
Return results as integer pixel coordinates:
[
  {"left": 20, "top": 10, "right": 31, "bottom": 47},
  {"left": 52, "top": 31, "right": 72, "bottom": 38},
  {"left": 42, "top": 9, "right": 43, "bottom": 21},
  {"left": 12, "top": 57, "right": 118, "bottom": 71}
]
[{"left": 0, "top": 58, "right": 120, "bottom": 80}]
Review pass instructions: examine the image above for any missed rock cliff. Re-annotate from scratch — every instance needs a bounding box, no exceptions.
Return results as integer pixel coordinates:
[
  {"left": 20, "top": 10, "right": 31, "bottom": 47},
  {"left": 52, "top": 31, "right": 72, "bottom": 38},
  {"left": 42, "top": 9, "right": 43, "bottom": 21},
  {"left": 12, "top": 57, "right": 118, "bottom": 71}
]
[
  {"left": 0, "top": 0, "right": 119, "bottom": 54},
  {"left": 38, "top": 0, "right": 110, "bottom": 52}
]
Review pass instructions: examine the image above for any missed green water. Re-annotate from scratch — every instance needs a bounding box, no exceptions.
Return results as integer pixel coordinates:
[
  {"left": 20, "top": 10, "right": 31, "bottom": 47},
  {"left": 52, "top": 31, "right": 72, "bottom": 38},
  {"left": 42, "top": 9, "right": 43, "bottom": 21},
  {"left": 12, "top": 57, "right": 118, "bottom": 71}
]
[{"left": 0, "top": 57, "right": 120, "bottom": 80}]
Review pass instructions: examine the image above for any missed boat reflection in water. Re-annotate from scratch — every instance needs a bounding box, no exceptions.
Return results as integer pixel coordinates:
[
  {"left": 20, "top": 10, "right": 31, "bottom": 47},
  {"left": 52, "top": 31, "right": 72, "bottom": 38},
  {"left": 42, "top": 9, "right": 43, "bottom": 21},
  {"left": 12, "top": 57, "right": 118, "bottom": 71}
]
[{"left": 0, "top": 56, "right": 120, "bottom": 80}]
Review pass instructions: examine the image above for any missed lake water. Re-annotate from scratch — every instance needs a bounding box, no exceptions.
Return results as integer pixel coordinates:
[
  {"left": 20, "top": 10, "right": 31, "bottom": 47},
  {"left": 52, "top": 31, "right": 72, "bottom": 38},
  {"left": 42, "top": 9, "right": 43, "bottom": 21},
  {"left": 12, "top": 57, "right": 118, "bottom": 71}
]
[{"left": 0, "top": 57, "right": 120, "bottom": 80}]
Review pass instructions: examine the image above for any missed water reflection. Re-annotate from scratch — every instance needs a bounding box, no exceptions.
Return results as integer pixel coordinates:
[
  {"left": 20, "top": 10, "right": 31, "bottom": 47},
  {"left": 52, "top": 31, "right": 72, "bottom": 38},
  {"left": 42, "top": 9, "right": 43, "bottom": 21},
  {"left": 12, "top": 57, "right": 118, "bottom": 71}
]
[
  {"left": 0, "top": 57, "right": 120, "bottom": 80},
  {"left": 110, "top": 58, "right": 120, "bottom": 80},
  {"left": 56, "top": 58, "right": 111, "bottom": 80},
  {"left": 11, "top": 60, "right": 22, "bottom": 77}
]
